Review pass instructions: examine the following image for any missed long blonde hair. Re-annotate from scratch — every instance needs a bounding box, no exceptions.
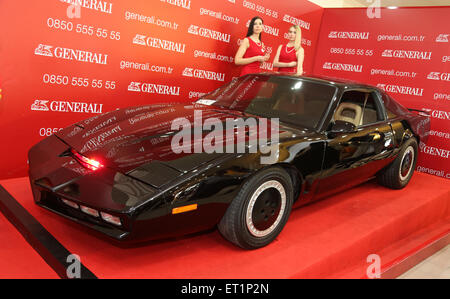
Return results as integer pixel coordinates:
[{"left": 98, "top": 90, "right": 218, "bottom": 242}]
[{"left": 292, "top": 25, "right": 302, "bottom": 51}]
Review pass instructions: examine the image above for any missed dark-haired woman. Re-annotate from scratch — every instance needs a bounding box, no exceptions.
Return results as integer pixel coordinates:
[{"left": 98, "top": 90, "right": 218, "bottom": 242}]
[
  {"left": 273, "top": 25, "right": 304, "bottom": 75},
  {"left": 235, "top": 16, "right": 270, "bottom": 76}
]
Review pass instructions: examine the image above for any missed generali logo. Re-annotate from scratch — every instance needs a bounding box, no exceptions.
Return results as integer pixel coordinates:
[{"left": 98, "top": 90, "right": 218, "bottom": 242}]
[
  {"left": 60, "top": 0, "right": 113, "bottom": 14},
  {"left": 328, "top": 31, "right": 370, "bottom": 40},
  {"left": 381, "top": 49, "right": 393, "bottom": 57},
  {"left": 34, "top": 44, "right": 53, "bottom": 57},
  {"left": 128, "top": 82, "right": 180, "bottom": 96},
  {"left": 427, "top": 72, "right": 450, "bottom": 82},
  {"left": 427, "top": 72, "right": 440, "bottom": 80},
  {"left": 245, "top": 20, "right": 279, "bottom": 37},
  {"left": 328, "top": 32, "right": 338, "bottom": 39},
  {"left": 132, "top": 34, "right": 147, "bottom": 46},
  {"left": 322, "top": 62, "right": 363, "bottom": 73},
  {"left": 31, "top": 100, "right": 103, "bottom": 113},
  {"left": 420, "top": 142, "right": 450, "bottom": 159},
  {"left": 421, "top": 108, "right": 449, "bottom": 120},
  {"left": 34, "top": 44, "right": 108, "bottom": 65},
  {"left": 132, "top": 34, "right": 186, "bottom": 53},
  {"left": 182, "top": 68, "right": 194, "bottom": 77},
  {"left": 282, "top": 14, "right": 310, "bottom": 30},
  {"left": 31, "top": 100, "right": 49, "bottom": 111},
  {"left": 160, "top": 0, "right": 191, "bottom": 10},
  {"left": 128, "top": 82, "right": 142, "bottom": 92},
  {"left": 429, "top": 109, "right": 450, "bottom": 121},
  {"left": 264, "top": 24, "right": 279, "bottom": 37},
  {"left": 436, "top": 34, "right": 449, "bottom": 43},
  {"left": 187, "top": 25, "right": 199, "bottom": 35},
  {"left": 188, "top": 25, "right": 231, "bottom": 43},
  {"left": 182, "top": 67, "right": 225, "bottom": 82},
  {"left": 382, "top": 49, "right": 432, "bottom": 60},
  {"left": 377, "top": 83, "right": 424, "bottom": 97}
]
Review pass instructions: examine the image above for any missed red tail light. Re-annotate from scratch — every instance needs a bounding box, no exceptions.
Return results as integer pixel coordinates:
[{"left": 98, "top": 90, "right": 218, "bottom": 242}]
[{"left": 71, "top": 149, "right": 104, "bottom": 171}]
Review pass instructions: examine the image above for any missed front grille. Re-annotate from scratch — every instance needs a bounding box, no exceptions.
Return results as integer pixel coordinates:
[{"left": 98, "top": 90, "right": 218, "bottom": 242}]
[
  {"left": 35, "top": 190, "right": 131, "bottom": 241},
  {"left": 39, "top": 191, "right": 109, "bottom": 228}
]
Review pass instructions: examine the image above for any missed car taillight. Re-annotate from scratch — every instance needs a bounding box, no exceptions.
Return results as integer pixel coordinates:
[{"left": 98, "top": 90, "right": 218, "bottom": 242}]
[
  {"left": 71, "top": 149, "right": 104, "bottom": 171},
  {"left": 100, "top": 212, "right": 122, "bottom": 226},
  {"left": 80, "top": 205, "right": 100, "bottom": 217}
]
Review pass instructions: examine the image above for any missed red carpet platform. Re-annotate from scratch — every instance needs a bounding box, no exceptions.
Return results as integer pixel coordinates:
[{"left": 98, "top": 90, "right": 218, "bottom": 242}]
[
  {"left": 0, "top": 213, "right": 58, "bottom": 278},
  {"left": 0, "top": 172, "right": 449, "bottom": 278}
]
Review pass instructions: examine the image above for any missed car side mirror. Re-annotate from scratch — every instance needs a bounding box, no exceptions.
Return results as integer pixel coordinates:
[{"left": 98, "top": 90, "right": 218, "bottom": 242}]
[{"left": 328, "top": 120, "right": 357, "bottom": 138}]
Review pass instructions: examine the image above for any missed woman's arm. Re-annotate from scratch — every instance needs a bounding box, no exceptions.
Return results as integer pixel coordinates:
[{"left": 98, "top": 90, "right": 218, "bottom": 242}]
[
  {"left": 234, "top": 38, "right": 264, "bottom": 65},
  {"left": 296, "top": 48, "right": 304, "bottom": 75},
  {"left": 273, "top": 45, "right": 297, "bottom": 68}
]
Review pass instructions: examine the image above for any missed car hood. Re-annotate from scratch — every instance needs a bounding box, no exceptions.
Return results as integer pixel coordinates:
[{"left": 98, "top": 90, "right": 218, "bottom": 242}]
[{"left": 56, "top": 103, "right": 313, "bottom": 187}]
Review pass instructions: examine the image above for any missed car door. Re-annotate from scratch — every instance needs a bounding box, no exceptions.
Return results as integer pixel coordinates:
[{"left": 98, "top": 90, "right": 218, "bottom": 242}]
[{"left": 314, "top": 89, "right": 395, "bottom": 198}]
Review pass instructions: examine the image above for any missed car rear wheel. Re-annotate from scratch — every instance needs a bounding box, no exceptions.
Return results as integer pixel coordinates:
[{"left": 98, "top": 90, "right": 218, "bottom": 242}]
[
  {"left": 377, "top": 137, "right": 418, "bottom": 189},
  {"left": 218, "top": 167, "right": 294, "bottom": 249}
]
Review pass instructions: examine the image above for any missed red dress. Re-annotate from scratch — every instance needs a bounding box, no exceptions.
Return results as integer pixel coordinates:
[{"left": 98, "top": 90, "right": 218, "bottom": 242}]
[
  {"left": 240, "top": 37, "right": 266, "bottom": 76},
  {"left": 277, "top": 44, "right": 297, "bottom": 73}
]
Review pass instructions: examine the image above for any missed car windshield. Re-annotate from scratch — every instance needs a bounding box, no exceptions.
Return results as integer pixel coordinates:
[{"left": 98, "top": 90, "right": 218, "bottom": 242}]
[{"left": 197, "top": 75, "right": 337, "bottom": 129}]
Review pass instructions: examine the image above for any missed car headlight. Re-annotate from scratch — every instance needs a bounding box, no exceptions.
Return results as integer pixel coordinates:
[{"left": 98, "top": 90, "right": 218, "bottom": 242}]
[
  {"left": 100, "top": 212, "right": 122, "bottom": 226},
  {"left": 80, "top": 205, "right": 100, "bottom": 217},
  {"left": 61, "top": 199, "right": 79, "bottom": 209}
]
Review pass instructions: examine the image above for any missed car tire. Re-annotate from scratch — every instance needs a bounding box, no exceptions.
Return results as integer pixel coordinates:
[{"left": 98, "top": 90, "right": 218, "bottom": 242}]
[
  {"left": 377, "top": 137, "right": 418, "bottom": 189},
  {"left": 218, "top": 166, "right": 294, "bottom": 249}
]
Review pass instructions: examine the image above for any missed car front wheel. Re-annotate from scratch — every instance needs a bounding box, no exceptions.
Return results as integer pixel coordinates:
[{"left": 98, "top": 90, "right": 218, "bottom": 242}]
[{"left": 218, "top": 167, "right": 294, "bottom": 249}]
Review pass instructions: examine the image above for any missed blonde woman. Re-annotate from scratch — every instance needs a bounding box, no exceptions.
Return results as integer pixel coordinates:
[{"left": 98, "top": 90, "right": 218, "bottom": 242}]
[{"left": 273, "top": 25, "right": 304, "bottom": 75}]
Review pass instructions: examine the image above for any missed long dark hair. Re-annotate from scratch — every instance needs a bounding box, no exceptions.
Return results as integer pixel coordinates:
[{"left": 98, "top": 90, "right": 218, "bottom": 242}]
[{"left": 246, "top": 16, "right": 263, "bottom": 41}]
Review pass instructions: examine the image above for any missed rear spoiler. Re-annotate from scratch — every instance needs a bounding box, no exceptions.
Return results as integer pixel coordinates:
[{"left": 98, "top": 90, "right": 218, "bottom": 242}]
[{"left": 406, "top": 108, "right": 430, "bottom": 143}]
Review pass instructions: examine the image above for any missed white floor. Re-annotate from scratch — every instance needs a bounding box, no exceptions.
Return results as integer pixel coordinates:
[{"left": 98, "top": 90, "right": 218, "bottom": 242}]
[{"left": 397, "top": 245, "right": 450, "bottom": 279}]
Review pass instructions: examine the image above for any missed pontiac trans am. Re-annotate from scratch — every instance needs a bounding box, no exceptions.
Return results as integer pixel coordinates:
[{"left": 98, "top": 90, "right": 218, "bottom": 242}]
[{"left": 28, "top": 74, "right": 430, "bottom": 249}]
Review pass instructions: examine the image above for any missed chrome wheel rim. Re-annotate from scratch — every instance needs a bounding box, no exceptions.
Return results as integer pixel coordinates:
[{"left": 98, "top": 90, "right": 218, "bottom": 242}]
[
  {"left": 246, "top": 180, "right": 286, "bottom": 237},
  {"left": 399, "top": 146, "right": 414, "bottom": 181}
]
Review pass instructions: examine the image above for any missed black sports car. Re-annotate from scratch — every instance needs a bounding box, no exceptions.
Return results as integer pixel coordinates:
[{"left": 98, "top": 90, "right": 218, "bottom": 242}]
[{"left": 28, "top": 74, "right": 430, "bottom": 249}]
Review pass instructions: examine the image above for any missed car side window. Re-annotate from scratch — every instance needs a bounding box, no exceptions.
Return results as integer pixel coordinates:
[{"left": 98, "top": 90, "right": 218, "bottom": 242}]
[{"left": 334, "top": 91, "right": 384, "bottom": 127}]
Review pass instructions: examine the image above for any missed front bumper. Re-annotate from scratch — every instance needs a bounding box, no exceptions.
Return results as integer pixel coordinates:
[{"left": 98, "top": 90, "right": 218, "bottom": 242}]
[
  {"left": 27, "top": 134, "right": 240, "bottom": 244},
  {"left": 36, "top": 190, "right": 131, "bottom": 240},
  {"left": 27, "top": 134, "right": 140, "bottom": 242}
]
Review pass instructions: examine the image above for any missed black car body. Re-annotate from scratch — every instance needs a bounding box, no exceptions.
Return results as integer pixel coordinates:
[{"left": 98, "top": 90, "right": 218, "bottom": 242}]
[{"left": 28, "top": 74, "right": 430, "bottom": 248}]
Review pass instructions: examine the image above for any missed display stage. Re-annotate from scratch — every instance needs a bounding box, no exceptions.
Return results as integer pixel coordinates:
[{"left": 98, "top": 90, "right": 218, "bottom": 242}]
[
  {"left": 0, "top": 172, "right": 449, "bottom": 279},
  {"left": 0, "top": 212, "right": 58, "bottom": 278}
]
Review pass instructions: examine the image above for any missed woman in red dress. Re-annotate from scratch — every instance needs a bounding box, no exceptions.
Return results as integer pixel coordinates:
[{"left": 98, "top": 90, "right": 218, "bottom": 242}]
[
  {"left": 273, "top": 25, "right": 304, "bottom": 75},
  {"left": 234, "top": 16, "right": 270, "bottom": 76}
]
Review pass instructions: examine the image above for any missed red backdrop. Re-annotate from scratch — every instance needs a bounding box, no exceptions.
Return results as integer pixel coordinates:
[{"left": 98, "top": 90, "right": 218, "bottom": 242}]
[
  {"left": 0, "top": 2, "right": 448, "bottom": 180},
  {"left": 313, "top": 7, "right": 450, "bottom": 180},
  {"left": 0, "top": 0, "right": 324, "bottom": 179}
]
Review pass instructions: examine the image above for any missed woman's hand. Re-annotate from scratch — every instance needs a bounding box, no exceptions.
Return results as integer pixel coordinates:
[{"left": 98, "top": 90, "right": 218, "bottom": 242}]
[
  {"left": 255, "top": 54, "right": 270, "bottom": 62},
  {"left": 296, "top": 48, "right": 305, "bottom": 76},
  {"left": 289, "top": 61, "right": 297, "bottom": 67}
]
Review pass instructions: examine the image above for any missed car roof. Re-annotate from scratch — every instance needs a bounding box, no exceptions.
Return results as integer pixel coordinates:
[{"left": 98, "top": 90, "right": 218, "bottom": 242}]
[{"left": 254, "top": 72, "right": 377, "bottom": 90}]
